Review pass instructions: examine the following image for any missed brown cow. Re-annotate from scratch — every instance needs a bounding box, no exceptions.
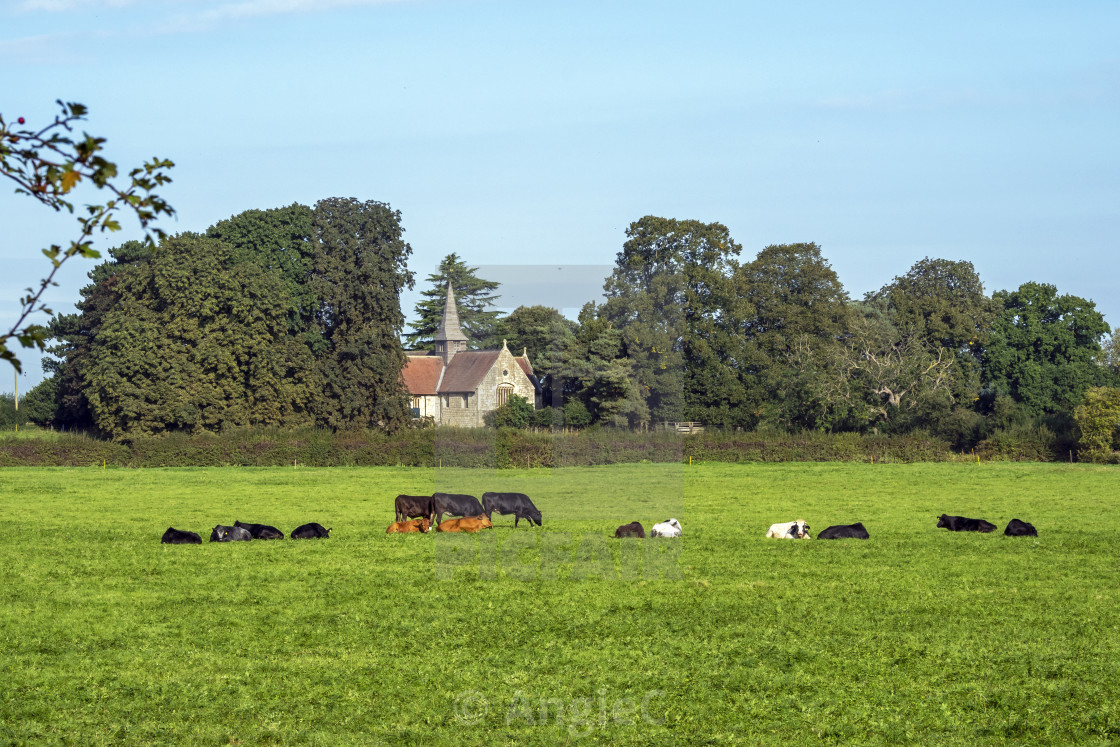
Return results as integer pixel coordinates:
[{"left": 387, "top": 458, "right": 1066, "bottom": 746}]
[
  {"left": 436, "top": 515, "right": 493, "bottom": 533},
  {"left": 386, "top": 518, "right": 431, "bottom": 534}
]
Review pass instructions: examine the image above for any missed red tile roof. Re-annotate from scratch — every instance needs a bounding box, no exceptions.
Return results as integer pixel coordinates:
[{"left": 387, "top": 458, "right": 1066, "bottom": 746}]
[
  {"left": 403, "top": 355, "right": 444, "bottom": 395},
  {"left": 439, "top": 350, "right": 501, "bottom": 393}
]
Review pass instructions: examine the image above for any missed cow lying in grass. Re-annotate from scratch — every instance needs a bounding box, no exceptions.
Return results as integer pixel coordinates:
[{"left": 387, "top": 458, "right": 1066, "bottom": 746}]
[
  {"left": 650, "top": 518, "right": 682, "bottom": 538},
  {"left": 436, "top": 515, "right": 492, "bottom": 533},
  {"left": 936, "top": 514, "right": 996, "bottom": 533},
  {"left": 386, "top": 518, "right": 431, "bottom": 534},
  {"left": 161, "top": 527, "right": 202, "bottom": 544},
  {"left": 210, "top": 525, "right": 252, "bottom": 542},
  {"left": 234, "top": 520, "right": 284, "bottom": 540},
  {"left": 1004, "top": 518, "right": 1038, "bottom": 536},
  {"left": 766, "top": 520, "right": 810, "bottom": 539},
  {"left": 817, "top": 522, "right": 869, "bottom": 540},
  {"left": 291, "top": 522, "right": 331, "bottom": 539}
]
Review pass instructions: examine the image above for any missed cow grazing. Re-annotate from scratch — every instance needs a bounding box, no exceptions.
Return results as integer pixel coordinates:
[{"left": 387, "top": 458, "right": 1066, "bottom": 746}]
[
  {"left": 395, "top": 494, "right": 435, "bottom": 524},
  {"left": 936, "top": 514, "right": 996, "bottom": 533},
  {"left": 210, "top": 525, "right": 252, "bottom": 542},
  {"left": 650, "top": 518, "right": 682, "bottom": 538},
  {"left": 817, "top": 522, "right": 869, "bottom": 540},
  {"left": 436, "top": 515, "right": 493, "bottom": 533},
  {"left": 386, "top": 518, "right": 431, "bottom": 534},
  {"left": 614, "top": 522, "right": 646, "bottom": 539},
  {"left": 432, "top": 493, "right": 485, "bottom": 526},
  {"left": 766, "top": 520, "right": 811, "bottom": 539},
  {"left": 234, "top": 520, "right": 284, "bottom": 540},
  {"left": 161, "top": 527, "right": 202, "bottom": 544},
  {"left": 482, "top": 492, "right": 542, "bottom": 527},
  {"left": 291, "top": 522, "right": 331, "bottom": 539},
  {"left": 1004, "top": 518, "right": 1038, "bottom": 537}
]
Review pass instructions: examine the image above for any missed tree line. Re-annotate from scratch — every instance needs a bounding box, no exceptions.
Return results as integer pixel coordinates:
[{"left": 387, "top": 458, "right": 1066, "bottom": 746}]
[{"left": 15, "top": 208, "right": 1120, "bottom": 457}]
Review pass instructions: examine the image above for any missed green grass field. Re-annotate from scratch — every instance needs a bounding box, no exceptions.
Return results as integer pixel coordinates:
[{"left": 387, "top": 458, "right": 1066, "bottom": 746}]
[{"left": 1, "top": 462, "right": 1118, "bottom": 745}]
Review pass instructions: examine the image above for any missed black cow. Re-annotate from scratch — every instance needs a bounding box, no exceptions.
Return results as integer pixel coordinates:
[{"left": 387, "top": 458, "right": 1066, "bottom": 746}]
[
  {"left": 395, "top": 494, "right": 435, "bottom": 524},
  {"left": 482, "top": 492, "right": 542, "bottom": 527},
  {"left": 614, "top": 521, "right": 645, "bottom": 539},
  {"left": 161, "top": 527, "right": 202, "bottom": 544},
  {"left": 817, "top": 522, "right": 870, "bottom": 540},
  {"left": 432, "top": 493, "right": 485, "bottom": 526},
  {"left": 235, "top": 520, "right": 284, "bottom": 540},
  {"left": 1004, "top": 518, "right": 1038, "bottom": 537},
  {"left": 936, "top": 514, "right": 997, "bottom": 533},
  {"left": 291, "top": 522, "right": 331, "bottom": 539},
  {"left": 210, "top": 525, "right": 252, "bottom": 542}
]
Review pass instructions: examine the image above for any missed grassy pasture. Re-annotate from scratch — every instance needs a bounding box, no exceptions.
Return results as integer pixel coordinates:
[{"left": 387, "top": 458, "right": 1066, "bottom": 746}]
[{"left": 0, "top": 462, "right": 1118, "bottom": 745}]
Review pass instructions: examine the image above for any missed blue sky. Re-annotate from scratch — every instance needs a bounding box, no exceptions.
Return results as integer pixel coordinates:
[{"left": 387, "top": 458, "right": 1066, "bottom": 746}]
[{"left": 2, "top": 0, "right": 1118, "bottom": 388}]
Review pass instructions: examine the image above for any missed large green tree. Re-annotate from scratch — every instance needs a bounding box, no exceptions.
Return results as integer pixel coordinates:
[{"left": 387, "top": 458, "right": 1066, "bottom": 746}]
[
  {"left": 734, "top": 242, "right": 853, "bottom": 429},
  {"left": 312, "top": 197, "right": 414, "bottom": 430},
  {"left": 207, "top": 204, "right": 318, "bottom": 341},
  {"left": 870, "top": 258, "right": 994, "bottom": 353},
  {"left": 404, "top": 253, "right": 502, "bottom": 349},
  {"left": 980, "top": 282, "right": 1110, "bottom": 416},
  {"left": 600, "top": 216, "right": 742, "bottom": 425},
  {"left": 77, "top": 234, "right": 318, "bottom": 437}
]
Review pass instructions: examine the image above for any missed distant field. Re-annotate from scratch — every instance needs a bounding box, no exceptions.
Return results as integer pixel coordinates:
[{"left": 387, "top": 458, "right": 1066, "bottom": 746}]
[{"left": 1, "top": 463, "right": 1118, "bottom": 745}]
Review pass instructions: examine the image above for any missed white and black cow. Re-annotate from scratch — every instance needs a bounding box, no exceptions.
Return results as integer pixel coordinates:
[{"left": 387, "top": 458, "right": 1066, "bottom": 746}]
[
  {"left": 936, "top": 514, "right": 996, "bottom": 533},
  {"left": 1004, "top": 518, "right": 1038, "bottom": 537},
  {"left": 816, "top": 522, "right": 869, "bottom": 540},
  {"left": 432, "top": 493, "right": 485, "bottom": 527},
  {"left": 766, "top": 520, "right": 811, "bottom": 539},
  {"left": 395, "top": 494, "right": 435, "bottom": 524},
  {"left": 650, "top": 518, "right": 682, "bottom": 538},
  {"left": 161, "top": 527, "right": 202, "bottom": 544},
  {"left": 291, "top": 522, "right": 331, "bottom": 539},
  {"left": 210, "top": 525, "right": 252, "bottom": 542},
  {"left": 482, "top": 492, "right": 542, "bottom": 527},
  {"left": 234, "top": 520, "right": 284, "bottom": 540}
]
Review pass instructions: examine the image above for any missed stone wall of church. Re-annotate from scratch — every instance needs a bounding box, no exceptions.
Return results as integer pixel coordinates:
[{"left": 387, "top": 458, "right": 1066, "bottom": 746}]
[
  {"left": 434, "top": 347, "right": 537, "bottom": 428},
  {"left": 440, "top": 393, "right": 482, "bottom": 428}
]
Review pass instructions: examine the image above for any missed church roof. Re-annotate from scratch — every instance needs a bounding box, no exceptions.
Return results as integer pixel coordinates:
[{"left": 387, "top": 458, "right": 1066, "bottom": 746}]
[
  {"left": 403, "top": 355, "right": 443, "bottom": 395},
  {"left": 435, "top": 282, "right": 468, "bottom": 343},
  {"left": 438, "top": 350, "right": 501, "bottom": 393}
]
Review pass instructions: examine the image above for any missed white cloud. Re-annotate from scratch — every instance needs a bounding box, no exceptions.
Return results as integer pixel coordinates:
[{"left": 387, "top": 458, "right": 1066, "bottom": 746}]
[
  {"left": 194, "top": 0, "right": 413, "bottom": 23},
  {"left": 16, "top": 0, "right": 139, "bottom": 11}
]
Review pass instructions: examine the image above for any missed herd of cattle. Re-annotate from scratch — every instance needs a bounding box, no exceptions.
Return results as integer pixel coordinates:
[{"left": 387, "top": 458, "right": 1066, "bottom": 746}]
[
  {"left": 161, "top": 488, "right": 1040, "bottom": 544},
  {"left": 757, "top": 515, "right": 1038, "bottom": 539},
  {"left": 160, "top": 521, "right": 331, "bottom": 544}
]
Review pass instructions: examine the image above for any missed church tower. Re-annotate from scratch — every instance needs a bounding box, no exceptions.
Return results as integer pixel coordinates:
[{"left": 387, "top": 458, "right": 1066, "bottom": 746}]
[{"left": 433, "top": 282, "right": 468, "bottom": 365}]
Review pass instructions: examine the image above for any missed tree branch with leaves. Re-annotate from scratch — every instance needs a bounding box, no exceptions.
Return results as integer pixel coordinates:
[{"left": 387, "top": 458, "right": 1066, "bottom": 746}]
[{"left": 0, "top": 100, "right": 175, "bottom": 372}]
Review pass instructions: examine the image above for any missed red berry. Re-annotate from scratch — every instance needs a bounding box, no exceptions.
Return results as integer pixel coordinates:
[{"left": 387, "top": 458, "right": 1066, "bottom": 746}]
[{"left": 17, "top": 117, "right": 25, "bottom": 125}]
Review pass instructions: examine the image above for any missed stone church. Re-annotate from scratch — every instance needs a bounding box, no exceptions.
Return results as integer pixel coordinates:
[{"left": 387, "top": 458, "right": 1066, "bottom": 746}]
[{"left": 403, "top": 283, "right": 540, "bottom": 427}]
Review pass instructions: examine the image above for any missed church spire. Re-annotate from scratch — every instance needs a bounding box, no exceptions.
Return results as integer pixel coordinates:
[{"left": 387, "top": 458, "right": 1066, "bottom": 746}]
[{"left": 434, "top": 282, "right": 468, "bottom": 364}]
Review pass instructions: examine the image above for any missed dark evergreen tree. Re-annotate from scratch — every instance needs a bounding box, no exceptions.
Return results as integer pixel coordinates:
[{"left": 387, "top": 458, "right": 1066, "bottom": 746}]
[
  {"left": 497, "top": 305, "right": 577, "bottom": 406},
  {"left": 207, "top": 204, "right": 319, "bottom": 342},
  {"left": 404, "top": 253, "right": 502, "bottom": 350},
  {"left": 312, "top": 197, "right": 414, "bottom": 430},
  {"left": 77, "top": 234, "right": 319, "bottom": 437}
]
